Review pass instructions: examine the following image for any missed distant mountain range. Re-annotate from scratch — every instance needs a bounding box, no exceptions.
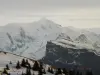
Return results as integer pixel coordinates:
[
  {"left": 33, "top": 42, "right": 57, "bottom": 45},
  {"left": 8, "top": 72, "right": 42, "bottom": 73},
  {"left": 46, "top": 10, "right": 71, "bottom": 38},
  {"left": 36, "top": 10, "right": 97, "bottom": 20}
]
[
  {"left": 0, "top": 18, "right": 100, "bottom": 59},
  {"left": 1, "top": 18, "right": 100, "bottom": 74}
]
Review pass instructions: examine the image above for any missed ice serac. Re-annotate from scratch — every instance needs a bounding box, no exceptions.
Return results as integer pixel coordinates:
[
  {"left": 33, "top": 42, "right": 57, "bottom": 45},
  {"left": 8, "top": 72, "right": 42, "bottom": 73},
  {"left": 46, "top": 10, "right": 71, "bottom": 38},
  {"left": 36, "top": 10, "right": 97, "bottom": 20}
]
[{"left": 0, "top": 18, "right": 62, "bottom": 59}]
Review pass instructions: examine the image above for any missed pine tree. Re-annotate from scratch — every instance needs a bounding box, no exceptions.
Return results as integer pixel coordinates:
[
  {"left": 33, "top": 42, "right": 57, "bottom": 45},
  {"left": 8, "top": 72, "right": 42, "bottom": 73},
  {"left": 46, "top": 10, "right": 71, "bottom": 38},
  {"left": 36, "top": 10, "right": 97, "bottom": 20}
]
[
  {"left": 26, "top": 59, "right": 30, "bottom": 67},
  {"left": 21, "top": 59, "right": 26, "bottom": 67},
  {"left": 55, "top": 68, "right": 62, "bottom": 75},
  {"left": 6, "top": 64, "right": 9, "bottom": 70},
  {"left": 3, "top": 68, "right": 8, "bottom": 74},
  {"left": 21, "top": 72, "right": 24, "bottom": 75},
  {"left": 69, "top": 70, "right": 74, "bottom": 75},
  {"left": 50, "top": 68, "right": 54, "bottom": 74},
  {"left": 28, "top": 68, "right": 31, "bottom": 75},
  {"left": 26, "top": 68, "right": 29, "bottom": 75},
  {"left": 33, "top": 72, "right": 35, "bottom": 75},
  {"left": 79, "top": 72, "right": 82, "bottom": 75},
  {"left": 62, "top": 68, "right": 67, "bottom": 75},
  {"left": 26, "top": 68, "right": 31, "bottom": 75},
  {"left": 16, "top": 61, "right": 21, "bottom": 69},
  {"left": 47, "top": 67, "right": 51, "bottom": 72},
  {"left": 86, "top": 70, "right": 93, "bottom": 75},
  {"left": 4, "top": 52, "right": 7, "bottom": 54},
  {"left": 9, "top": 61, "right": 12, "bottom": 64},
  {"left": 76, "top": 71, "right": 80, "bottom": 75},
  {"left": 8, "top": 73, "right": 11, "bottom": 75},
  {"left": 38, "top": 69, "right": 43, "bottom": 75},
  {"left": 40, "top": 64, "right": 43, "bottom": 70},
  {"left": 43, "top": 69, "right": 46, "bottom": 74},
  {"left": 32, "top": 61, "right": 40, "bottom": 71},
  {"left": 57, "top": 68, "right": 62, "bottom": 74}
]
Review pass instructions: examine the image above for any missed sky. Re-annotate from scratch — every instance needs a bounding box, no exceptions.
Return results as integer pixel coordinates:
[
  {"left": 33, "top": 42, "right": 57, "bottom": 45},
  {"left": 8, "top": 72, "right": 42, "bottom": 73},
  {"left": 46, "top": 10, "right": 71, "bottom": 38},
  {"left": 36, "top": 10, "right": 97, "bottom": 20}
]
[{"left": 0, "top": 0, "right": 100, "bottom": 28}]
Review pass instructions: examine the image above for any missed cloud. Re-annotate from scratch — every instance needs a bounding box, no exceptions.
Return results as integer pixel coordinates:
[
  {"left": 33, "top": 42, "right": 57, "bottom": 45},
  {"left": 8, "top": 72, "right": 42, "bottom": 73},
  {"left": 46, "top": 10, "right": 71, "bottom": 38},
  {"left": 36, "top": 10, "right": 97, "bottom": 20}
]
[
  {"left": 0, "top": 0, "right": 100, "bottom": 28},
  {"left": 0, "top": 0, "right": 100, "bottom": 11}
]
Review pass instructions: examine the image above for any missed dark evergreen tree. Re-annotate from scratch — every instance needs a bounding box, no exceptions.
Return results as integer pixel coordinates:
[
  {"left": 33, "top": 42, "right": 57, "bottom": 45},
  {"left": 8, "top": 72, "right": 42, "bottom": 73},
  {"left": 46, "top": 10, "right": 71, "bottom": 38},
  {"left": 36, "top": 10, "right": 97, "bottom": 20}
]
[
  {"left": 33, "top": 72, "right": 35, "bottom": 75},
  {"left": 69, "top": 70, "right": 72, "bottom": 75},
  {"left": 86, "top": 70, "right": 93, "bottom": 75},
  {"left": 21, "top": 72, "right": 24, "bottom": 75},
  {"left": 55, "top": 72, "right": 58, "bottom": 75},
  {"left": 55, "top": 70, "right": 58, "bottom": 75},
  {"left": 55, "top": 68, "right": 62, "bottom": 75},
  {"left": 40, "top": 64, "right": 43, "bottom": 70},
  {"left": 26, "top": 59, "right": 29, "bottom": 65},
  {"left": 6, "top": 64, "right": 9, "bottom": 70},
  {"left": 8, "top": 73, "right": 11, "bottom": 75},
  {"left": 26, "top": 59, "right": 31, "bottom": 68},
  {"left": 79, "top": 72, "right": 82, "bottom": 75},
  {"left": 76, "top": 71, "right": 80, "bottom": 75},
  {"left": 16, "top": 61, "right": 21, "bottom": 69},
  {"left": 4, "top": 52, "right": 7, "bottom": 54},
  {"left": 3, "top": 68, "right": 8, "bottom": 74},
  {"left": 69, "top": 70, "right": 75, "bottom": 75},
  {"left": 32, "top": 61, "right": 40, "bottom": 71},
  {"left": 47, "top": 67, "right": 51, "bottom": 72},
  {"left": 25, "top": 68, "right": 31, "bottom": 75},
  {"left": 38, "top": 69, "right": 43, "bottom": 75},
  {"left": 26, "top": 68, "right": 29, "bottom": 75},
  {"left": 28, "top": 68, "right": 31, "bottom": 75},
  {"left": 28, "top": 63, "right": 31, "bottom": 69},
  {"left": 21, "top": 59, "right": 26, "bottom": 67},
  {"left": 62, "top": 68, "right": 67, "bottom": 75},
  {"left": 9, "top": 61, "right": 12, "bottom": 64},
  {"left": 57, "top": 68, "right": 62, "bottom": 74},
  {"left": 43, "top": 69, "right": 46, "bottom": 74},
  {"left": 50, "top": 68, "right": 54, "bottom": 74}
]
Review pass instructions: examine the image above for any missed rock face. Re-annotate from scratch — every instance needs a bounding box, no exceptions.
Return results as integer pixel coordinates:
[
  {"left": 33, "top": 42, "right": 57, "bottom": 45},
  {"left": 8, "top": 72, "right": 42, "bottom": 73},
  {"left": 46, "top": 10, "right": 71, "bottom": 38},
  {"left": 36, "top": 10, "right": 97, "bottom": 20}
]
[{"left": 43, "top": 41, "right": 100, "bottom": 75}]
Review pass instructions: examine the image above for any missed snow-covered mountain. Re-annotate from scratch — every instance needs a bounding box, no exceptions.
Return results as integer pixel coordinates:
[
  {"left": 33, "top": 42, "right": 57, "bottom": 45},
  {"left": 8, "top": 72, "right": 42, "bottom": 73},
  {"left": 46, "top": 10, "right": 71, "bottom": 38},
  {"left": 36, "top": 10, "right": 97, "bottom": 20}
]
[
  {"left": 1, "top": 18, "right": 100, "bottom": 75},
  {"left": 0, "top": 18, "right": 62, "bottom": 59},
  {"left": 0, "top": 18, "right": 100, "bottom": 60}
]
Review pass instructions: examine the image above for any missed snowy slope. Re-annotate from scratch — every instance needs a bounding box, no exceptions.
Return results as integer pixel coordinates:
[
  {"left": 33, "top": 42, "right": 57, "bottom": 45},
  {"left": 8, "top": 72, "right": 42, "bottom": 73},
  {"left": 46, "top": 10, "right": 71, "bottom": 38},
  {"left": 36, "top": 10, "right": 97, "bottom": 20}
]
[{"left": 0, "top": 52, "right": 54, "bottom": 75}]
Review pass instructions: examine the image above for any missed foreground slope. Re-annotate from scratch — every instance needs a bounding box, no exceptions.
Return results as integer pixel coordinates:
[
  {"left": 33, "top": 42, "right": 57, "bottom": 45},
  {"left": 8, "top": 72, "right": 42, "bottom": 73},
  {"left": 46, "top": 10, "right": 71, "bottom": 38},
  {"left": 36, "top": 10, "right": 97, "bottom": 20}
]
[{"left": 0, "top": 52, "right": 54, "bottom": 75}]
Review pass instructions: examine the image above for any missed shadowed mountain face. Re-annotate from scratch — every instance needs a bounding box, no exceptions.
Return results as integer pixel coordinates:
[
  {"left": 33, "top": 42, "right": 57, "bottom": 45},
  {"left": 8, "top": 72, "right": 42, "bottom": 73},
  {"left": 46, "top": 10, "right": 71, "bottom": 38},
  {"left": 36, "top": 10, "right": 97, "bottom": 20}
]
[{"left": 43, "top": 41, "right": 100, "bottom": 75}]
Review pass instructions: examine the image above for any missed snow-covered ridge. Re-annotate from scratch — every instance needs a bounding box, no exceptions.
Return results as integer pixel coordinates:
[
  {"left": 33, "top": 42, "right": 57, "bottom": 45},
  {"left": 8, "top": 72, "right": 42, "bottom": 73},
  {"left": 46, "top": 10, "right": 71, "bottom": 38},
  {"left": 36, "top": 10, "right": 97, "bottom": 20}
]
[{"left": 52, "top": 39, "right": 94, "bottom": 50}]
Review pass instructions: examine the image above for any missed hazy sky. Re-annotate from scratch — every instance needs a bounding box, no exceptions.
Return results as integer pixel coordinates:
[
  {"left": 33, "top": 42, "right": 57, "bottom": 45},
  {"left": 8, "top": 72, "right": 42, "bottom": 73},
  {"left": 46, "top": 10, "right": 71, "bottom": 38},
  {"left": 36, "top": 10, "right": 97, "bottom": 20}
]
[{"left": 0, "top": 0, "right": 100, "bottom": 28}]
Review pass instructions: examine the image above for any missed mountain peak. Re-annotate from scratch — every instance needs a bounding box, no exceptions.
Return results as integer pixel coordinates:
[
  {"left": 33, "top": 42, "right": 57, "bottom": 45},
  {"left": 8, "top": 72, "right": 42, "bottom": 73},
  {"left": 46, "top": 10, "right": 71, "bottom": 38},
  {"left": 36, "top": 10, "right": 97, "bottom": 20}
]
[
  {"left": 79, "top": 34, "right": 87, "bottom": 39},
  {"left": 75, "top": 34, "right": 91, "bottom": 44},
  {"left": 39, "top": 18, "right": 53, "bottom": 23},
  {"left": 56, "top": 33, "right": 73, "bottom": 41},
  {"left": 36, "top": 18, "right": 61, "bottom": 28}
]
